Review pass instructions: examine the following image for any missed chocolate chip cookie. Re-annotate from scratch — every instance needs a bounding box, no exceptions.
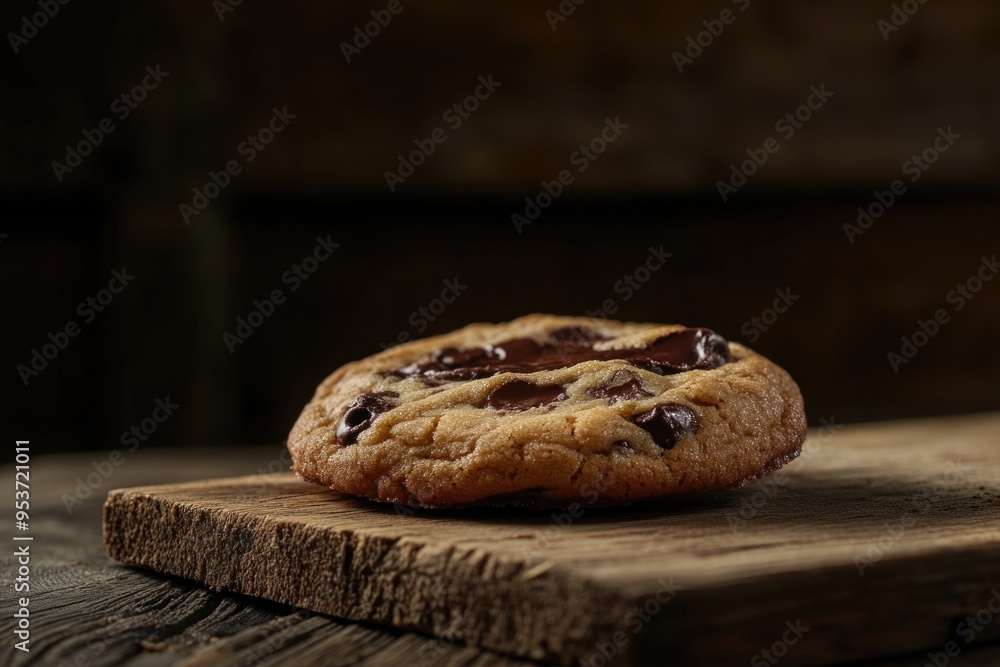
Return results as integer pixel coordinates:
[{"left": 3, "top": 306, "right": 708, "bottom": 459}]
[{"left": 288, "top": 315, "right": 806, "bottom": 508}]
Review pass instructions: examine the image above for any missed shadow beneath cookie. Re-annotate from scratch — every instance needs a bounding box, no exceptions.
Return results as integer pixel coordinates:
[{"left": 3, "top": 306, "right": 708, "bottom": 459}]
[
  {"left": 353, "top": 490, "right": 735, "bottom": 524},
  {"left": 353, "top": 466, "right": 1000, "bottom": 532}
]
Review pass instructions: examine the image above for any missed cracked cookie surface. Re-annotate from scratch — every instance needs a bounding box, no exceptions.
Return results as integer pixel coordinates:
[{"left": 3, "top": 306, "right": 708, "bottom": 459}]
[{"left": 288, "top": 314, "right": 807, "bottom": 508}]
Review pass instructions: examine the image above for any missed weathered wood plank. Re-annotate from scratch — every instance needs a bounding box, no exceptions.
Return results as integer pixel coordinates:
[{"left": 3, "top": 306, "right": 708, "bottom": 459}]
[
  {"left": 0, "top": 448, "right": 532, "bottom": 667},
  {"left": 103, "top": 414, "right": 1000, "bottom": 666}
]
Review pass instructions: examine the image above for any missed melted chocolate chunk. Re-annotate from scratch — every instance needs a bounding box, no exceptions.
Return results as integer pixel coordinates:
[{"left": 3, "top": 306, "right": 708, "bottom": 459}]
[
  {"left": 336, "top": 391, "right": 399, "bottom": 445},
  {"left": 630, "top": 403, "right": 698, "bottom": 450},
  {"left": 588, "top": 371, "right": 654, "bottom": 404},
  {"left": 485, "top": 380, "right": 568, "bottom": 411},
  {"left": 388, "top": 327, "right": 729, "bottom": 382}
]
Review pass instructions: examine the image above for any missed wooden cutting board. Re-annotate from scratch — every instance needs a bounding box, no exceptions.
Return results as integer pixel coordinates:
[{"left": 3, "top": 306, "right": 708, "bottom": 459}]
[{"left": 104, "top": 413, "right": 1000, "bottom": 666}]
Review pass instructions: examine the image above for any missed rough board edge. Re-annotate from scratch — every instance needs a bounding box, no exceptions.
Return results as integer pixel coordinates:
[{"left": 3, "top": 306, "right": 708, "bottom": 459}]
[
  {"left": 103, "top": 472, "right": 1000, "bottom": 667},
  {"left": 637, "top": 543, "right": 1000, "bottom": 665},
  {"left": 102, "top": 484, "right": 634, "bottom": 665}
]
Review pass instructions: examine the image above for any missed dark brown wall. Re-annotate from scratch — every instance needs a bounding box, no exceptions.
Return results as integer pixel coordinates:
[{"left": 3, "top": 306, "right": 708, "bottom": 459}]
[
  {"left": 1, "top": 1, "right": 998, "bottom": 452},
  {"left": 5, "top": 0, "right": 999, "bottom": 193}
]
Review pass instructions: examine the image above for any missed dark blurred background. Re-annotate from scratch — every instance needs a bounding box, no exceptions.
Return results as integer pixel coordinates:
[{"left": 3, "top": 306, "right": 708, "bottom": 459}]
[{"left": 2, "top": 1, "right": 998, "bottom": 453}]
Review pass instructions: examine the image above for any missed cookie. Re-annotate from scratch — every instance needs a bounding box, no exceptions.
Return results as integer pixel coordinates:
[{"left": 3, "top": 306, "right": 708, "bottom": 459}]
[{"left": 288, "top": 314, "right": 807, "bottom": 508}]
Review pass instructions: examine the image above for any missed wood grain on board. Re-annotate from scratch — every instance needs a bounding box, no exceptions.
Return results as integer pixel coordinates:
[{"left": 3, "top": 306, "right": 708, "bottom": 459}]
[{"left": 104, "top": 413, "right": 1000, "bottom": 666}]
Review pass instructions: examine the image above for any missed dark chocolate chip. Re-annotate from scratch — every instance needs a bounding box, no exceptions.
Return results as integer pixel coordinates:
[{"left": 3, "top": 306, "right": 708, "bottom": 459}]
[
  {"left": 636, "top": 329, "right": 731, "bottom": 376},
  {"left": 485, "top": 380, "right": 568, "bottom": 411},
  {"left": 336, "top": 391, "right": 399, "bottom": 445},
  {"left": 630, "top": 403, "right": 698, "bottom": 450}
]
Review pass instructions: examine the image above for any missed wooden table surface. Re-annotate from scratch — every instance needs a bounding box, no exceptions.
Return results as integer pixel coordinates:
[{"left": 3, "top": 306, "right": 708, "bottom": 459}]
[{"left": 5, "top": 417, "right": 1000, "bottom": 666}]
